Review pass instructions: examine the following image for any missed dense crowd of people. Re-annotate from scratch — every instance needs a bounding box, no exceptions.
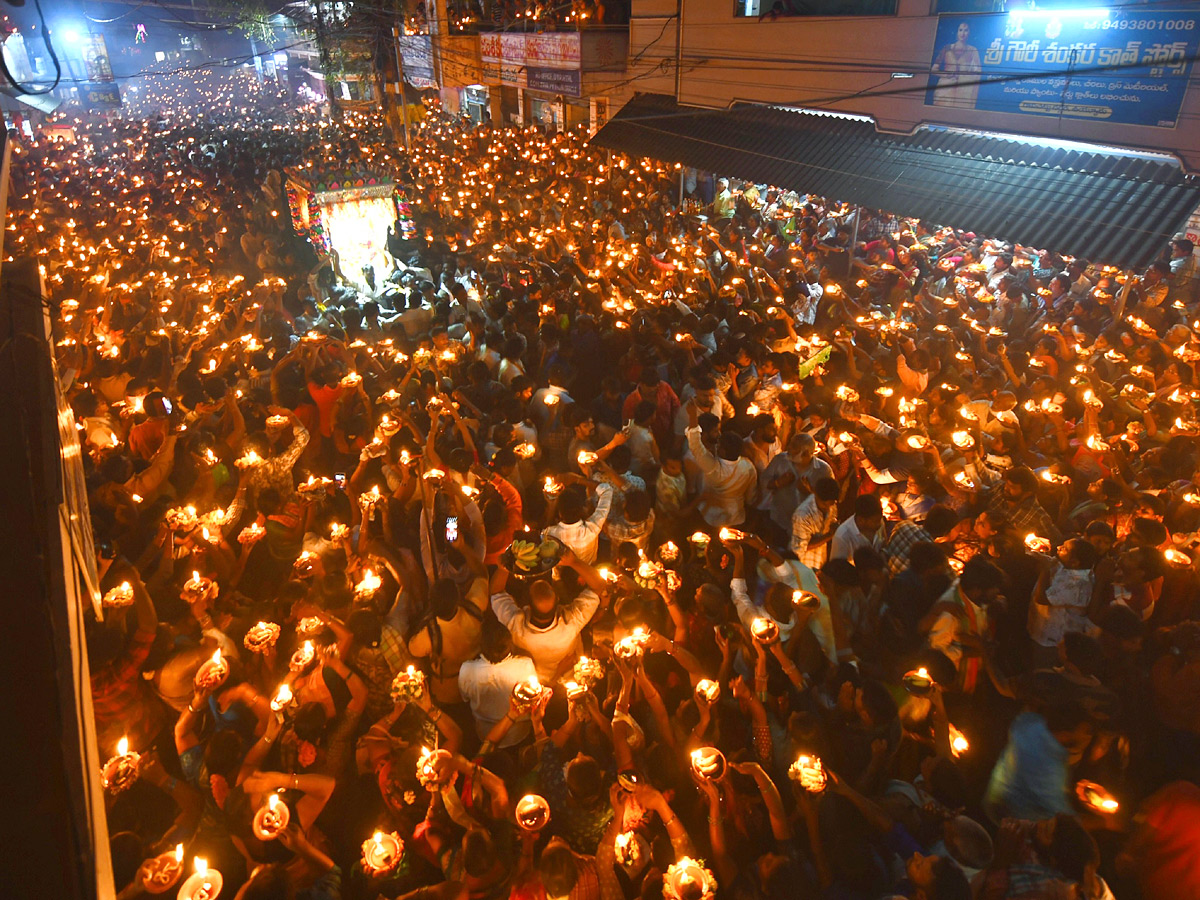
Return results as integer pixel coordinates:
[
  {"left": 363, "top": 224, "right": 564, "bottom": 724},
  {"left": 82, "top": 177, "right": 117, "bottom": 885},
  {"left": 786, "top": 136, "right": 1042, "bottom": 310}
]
[{"left": 22, "top": 67, "right": 1200, "bottom": 900}]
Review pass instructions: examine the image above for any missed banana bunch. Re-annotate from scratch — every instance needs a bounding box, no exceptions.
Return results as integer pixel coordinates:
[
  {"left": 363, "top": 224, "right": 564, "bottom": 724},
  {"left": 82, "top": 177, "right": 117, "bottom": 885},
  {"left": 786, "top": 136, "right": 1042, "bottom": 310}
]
[{"left": 511, "top": 540, "right": 540, "bottom": 570}]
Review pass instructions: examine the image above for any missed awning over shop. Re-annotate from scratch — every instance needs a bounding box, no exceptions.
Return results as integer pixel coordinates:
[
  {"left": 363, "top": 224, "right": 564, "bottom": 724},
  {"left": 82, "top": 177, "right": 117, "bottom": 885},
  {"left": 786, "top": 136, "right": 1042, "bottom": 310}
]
[{"left": 590, "top": 92, "right": 1200, "bottom": 269}]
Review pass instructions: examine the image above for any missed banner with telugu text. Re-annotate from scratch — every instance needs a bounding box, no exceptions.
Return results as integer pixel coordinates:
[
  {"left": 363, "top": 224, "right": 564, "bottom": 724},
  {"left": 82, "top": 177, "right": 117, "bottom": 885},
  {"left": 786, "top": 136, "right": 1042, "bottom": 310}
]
[{"left": 925, "top": 8, "right": 1200, "bottom": 128}]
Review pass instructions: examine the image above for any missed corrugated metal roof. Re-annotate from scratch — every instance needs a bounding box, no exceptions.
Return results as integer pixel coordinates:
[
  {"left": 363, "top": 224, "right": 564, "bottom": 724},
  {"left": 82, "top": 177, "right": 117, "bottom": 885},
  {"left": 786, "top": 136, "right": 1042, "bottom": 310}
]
[{"left": 589, "top": 93, "right": 1200, "bottom": 268}]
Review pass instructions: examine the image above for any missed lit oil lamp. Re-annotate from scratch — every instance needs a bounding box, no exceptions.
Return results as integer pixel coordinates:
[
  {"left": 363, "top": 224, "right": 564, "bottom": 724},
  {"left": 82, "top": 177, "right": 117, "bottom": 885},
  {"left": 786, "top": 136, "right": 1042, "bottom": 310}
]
[
  {"left": 750, "top": 617, "right": 780, "bottom": 644},
  {"left": 390, "top": 665, "right": 426, "bottom": 703},
  {"left": 902, "top": 667, "right": 934, "bottom": 695},
  {"left": 416, "top": 747, "right": 445, "bottom": 790},
  {"left": 177, "top": 857, "right": 222, "bottom": 900},
  {"left": 511, "top": 676, "right": 545, "bottom": 711},
  {"left": 235, "top": 449, "right": 263, "bottom": 469},
  {"left": 906, "top": 434, "right": 930, "bottom": 450},
  {"left": 422, "top": 468, "right": 446, "bottom": 482},
  {"left": 576, "top": 449, "right": 599, "bottom": 467},
  {"left": 361, "top": 830, "right": 404, "bottom": 876},
  {"left": 270, "top": 683, "right": 293, "bottom": 713},
  {"left": 182, "top": 570, "right": 211, "bottom": 601},
  {"left": 297, "top": 475, "right": 331, "bottom": 495},
  {"left": 1164, "top": 548, "right": 1192, "bottom": 569},
  {"left": 101, "top": 735, "right": 141, "bottom": 795},
  {"left": 614, "top": 830, "right": 642, "bottom": 866},
  {"left": 953, "top": 471, "right": 976, "bottom": 490},
  {"left": 951, "top": 431, "right": 974, "bottom": 450},
  {"left": 297, "top": 615, "right": 325, "bottom": 637},
  {"left": 787, "top": 754, "right": 827, "bottom": 793},
  {"left": 165, "top": 505, "right": 199, "bottom": 531},
  {"left": 265, "top": 414, "right": 289, "bottom": 429},
  {"left": 514, "top": 793, "right": 552, "bottom": 832},
  {"left": 1025, "top": 533, "right": 1052, "bottom": 554},
  {"left": 238, "top": 522, "right": 266, "bottom": 543},
  {"left": 717, "top": 527, "right": 745, "bottom": 542},
  {"left": 634, "top": 557, "right": 663, "bottom": 588},
  {"left": 289, "top": 640, "right": 316, "bottom": 672},
  {"left": 514, "top": 442, "right": 536, "bottom": 458},
  {"left": 1041, "top": 471, "right": 1070, "bottom": 485},
  {"left": 102, "top": 581, "right": 135, "bottom": 609},
  {"left": 835, "top": 384, "right": 859, "bottom": 403},
  {"left": 614, "top": 626, "right": 650, "bottom": 660},
  {"left": 694, "top": 679, "right": 721, "bottom": 703},
  {"left": 243, "top": 619, "right": 280, "bottom": 657},
  {"left": 688, "top": 530, "right": 710, "bottom": 549},
  {"left": 1075, "top": 780, "right": 1119, "bottom": 814},
  {"left": 573, "top": 655, "right": 604, "bottom": 686},
  {"left": 792, "top": 590, "right": 822, "bottom": 610},
  {"left": 542, "top": 476, "right": 563, "bottom": 497},
  {"left": 329, "top": 522, "right": 349, "bottom": 541},
  {"left": 193, "top": 648, "right": 229, "bottom": 691},
  {"left": 140, "top": 843, "right": 184, "bottom": 894},
  {"left": 355, "top": 569, "right": 382, "bottom": 598},
  {"left": 252, "top": 792, "right": 290, "bottom": 841},
  {"left": 690, "top": 746, "right": 727, "bottom": 781},
  {"left": 658, "top": 540, "right": 680, "bottom": 563}
]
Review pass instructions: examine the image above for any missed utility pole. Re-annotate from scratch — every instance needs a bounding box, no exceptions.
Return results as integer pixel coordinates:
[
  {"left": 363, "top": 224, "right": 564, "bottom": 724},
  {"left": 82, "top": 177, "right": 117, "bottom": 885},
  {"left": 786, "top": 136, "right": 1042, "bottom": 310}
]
[
  {"left": 674, "top": 0, "right": 684, "bottom": 100},
  {"left": 313, "top": 0, "right": 342, "bottom": 121},
  {"left": 392, "top": 27, "right": 412, "bottom": 153}
]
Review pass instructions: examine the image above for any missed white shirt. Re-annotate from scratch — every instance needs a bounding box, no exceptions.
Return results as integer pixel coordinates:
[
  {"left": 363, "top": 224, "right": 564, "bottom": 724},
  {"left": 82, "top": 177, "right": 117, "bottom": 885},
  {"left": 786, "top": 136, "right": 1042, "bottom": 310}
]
[
  {"left": 757, "top": 559, "right": 838, "bottom": 665},
  {"left": 457, "top": 655, "right": 537, "bottom": 746},
  {"left": 490, "top": 588, "right": 601, "bottom": 681},
  {"left": 543, "top": 484, "right": 613, "bottom": 564},
  {"left": 685, "top": 426, "right": 757, "bottom": 527},
  {"left": 1027, "top": 564, "right": 1095, "bottom": 647},
  {"left": 830, "top": 515, "right": 884, "bottom": 561}
]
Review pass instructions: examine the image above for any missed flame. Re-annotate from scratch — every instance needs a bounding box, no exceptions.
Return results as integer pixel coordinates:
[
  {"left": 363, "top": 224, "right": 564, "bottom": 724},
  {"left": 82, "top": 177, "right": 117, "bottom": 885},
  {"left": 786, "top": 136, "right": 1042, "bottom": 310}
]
[
  {"left": 117, "top": 736, "right": 129, "bottom": 757},
  {"left": 268, "top": 793, "right": 279, "bottom": 810},
  {"left": 175, "top": 843, "right": 183, "bottom": 863},
  {"left": 194, "top": 857, "right": 207, "bottom": 876},
  {"left": 949, "top": 724, "right": 969, "bottom": 757},
  {"left": 211, "top": 648, "right": 222, "bottom": 666}
]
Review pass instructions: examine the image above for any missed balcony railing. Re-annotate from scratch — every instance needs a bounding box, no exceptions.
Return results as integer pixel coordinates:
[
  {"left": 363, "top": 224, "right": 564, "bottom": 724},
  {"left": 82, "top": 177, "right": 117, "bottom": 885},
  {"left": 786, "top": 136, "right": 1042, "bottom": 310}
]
[{"left": 442, "top": 0, "right": 630, "bottom": 34}]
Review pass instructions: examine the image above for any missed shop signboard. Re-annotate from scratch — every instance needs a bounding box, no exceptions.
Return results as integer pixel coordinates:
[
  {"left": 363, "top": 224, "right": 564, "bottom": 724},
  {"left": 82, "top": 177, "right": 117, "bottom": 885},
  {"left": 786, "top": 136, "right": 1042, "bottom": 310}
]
[
  {"left": 397, "top": 34, "right": 436, "bottom": 89},
  {"left": 527, "top": 66, "right": 581, "bottom": 96},
  {"left": 526, "top": 33, "right": 580, "bottom": 69},
  {"left": 925, "top": 8, "right": 1200, "bottom": 127},
  {"left": 81, "top": 34, "right": 115, "bottom": 82},
  {"left": 81, "top": 82, "right": 122, "bottom": 110}
]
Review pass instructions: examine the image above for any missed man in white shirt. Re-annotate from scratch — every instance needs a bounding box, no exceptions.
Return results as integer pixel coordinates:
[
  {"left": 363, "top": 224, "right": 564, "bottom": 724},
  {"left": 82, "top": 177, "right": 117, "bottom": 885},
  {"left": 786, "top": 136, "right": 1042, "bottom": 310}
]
[
  {"left": 830, "top": 493, "right": 885, "bottom": 561},
  {"left": 790, "top": 477, "right": 841, "bottom": 569},
  {"left": 672, "top": 375, "right": 733, "bottom": 441},
  {"left": 491, "top": 556, "right": 603, "bottom": 682},
  {"left": 544, "top": 482, "right": 613, "bottom": 565},
  {"left": 457, "top": 617, "right": 538, "bottom": 747},
  {"left": 684, "top": 398, "right": 757, "bottom": 528},
  {"left": 763, "top": 433, "right": 834, "bottom": 533}
]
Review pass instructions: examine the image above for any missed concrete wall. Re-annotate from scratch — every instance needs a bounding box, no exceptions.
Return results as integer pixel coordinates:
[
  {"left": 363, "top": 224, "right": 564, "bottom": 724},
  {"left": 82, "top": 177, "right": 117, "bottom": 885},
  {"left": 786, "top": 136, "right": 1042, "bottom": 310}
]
[{"left": 624, "top": 0, "right": 1200, "bottom": 172}]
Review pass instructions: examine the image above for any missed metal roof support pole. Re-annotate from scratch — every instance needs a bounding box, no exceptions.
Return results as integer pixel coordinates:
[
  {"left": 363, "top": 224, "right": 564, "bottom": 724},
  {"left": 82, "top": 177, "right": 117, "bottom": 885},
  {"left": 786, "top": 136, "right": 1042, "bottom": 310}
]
[
  {"left": 1113, "top": 269, "right": 1135, "bottom": 322},
  {"left": 847, "top": 205, "right": 860, "bottom": 279},
  {"left": 674, "top": 0, "right": 684, "bottom": 101}
]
